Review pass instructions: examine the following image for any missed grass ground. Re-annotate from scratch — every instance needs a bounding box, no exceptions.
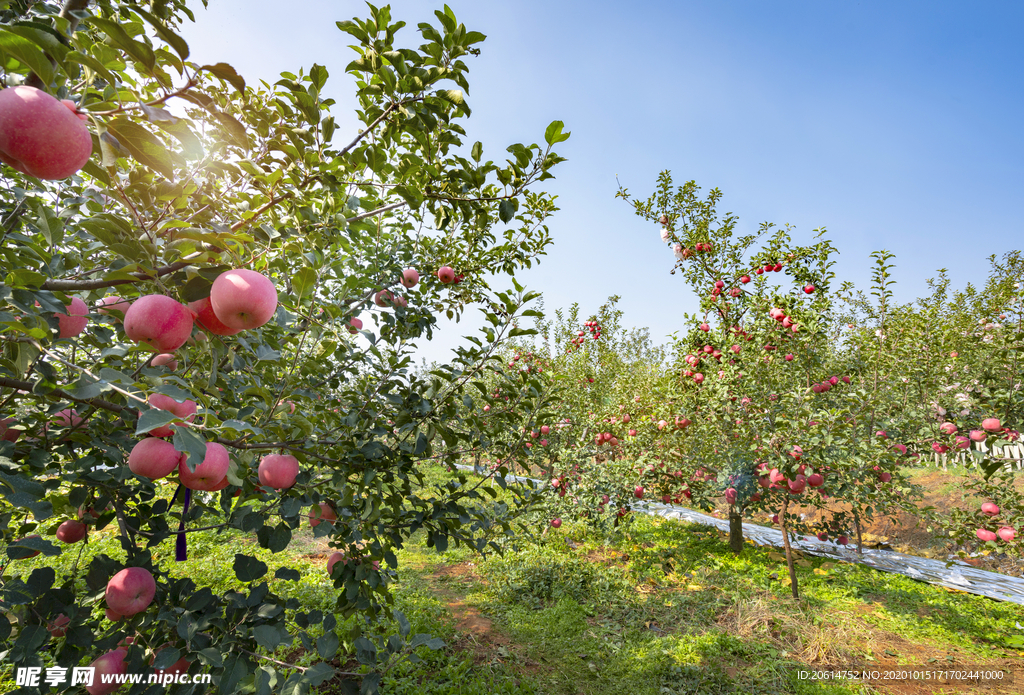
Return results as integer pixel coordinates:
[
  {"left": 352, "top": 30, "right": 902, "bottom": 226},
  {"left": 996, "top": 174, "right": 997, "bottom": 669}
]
[{"left": 4, "top": 463, "right": 1024, "bottom": 694}]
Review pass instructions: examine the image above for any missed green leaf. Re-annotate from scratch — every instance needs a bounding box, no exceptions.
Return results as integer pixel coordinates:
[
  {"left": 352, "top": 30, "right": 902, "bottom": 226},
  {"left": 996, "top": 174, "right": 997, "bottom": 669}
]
[
  {"left": 275, "top": 567, "right": 300, "bottom": 581},
  {"left": 172, "top": 426, "right": 208, "bottom": 471},
  {"left": 105, "top": 117, "right": 182, "bottom": 179},
  {"left": 544, "top": 120, "right": 570, "bottom": 145},
  {"left": 0, "top": 29, "right": 54, "bottom": 85},
  {"left": 254, "top": 624, "right": 289, "bottom": 650},
  {"left": 360, "top": 673, "right": 382, "bottom": 695},
  {"left": 135, "top": 408, "right": 179, "bottom": 435},
  {"left": 202, "top": 62, "right": 246, "bottom": 93},
  {"left": 498, "top": 199, "right": 517, "bottom": 223},
  {"left": 88, "top": 17, "right": 156, "bottom": 71},
  {"left": 233, "top": 553, "right": 268, "bottom": 582},
  {"left": 316, "top": 631, "right": 339, "bottom": 658},
  {"left": 293, "top": 267, "right": 317, "bottom": 300},
  {"left": 135, "top": 8, "right": 190, "bottom": 60},
  {"left": 309, "top": 64, "right": 329, "bottom": 91}
]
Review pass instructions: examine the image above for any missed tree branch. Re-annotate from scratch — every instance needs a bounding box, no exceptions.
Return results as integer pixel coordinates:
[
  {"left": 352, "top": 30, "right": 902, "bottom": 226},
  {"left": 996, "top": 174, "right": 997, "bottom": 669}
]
[{"left": 40, "top": 260, "right": 191, "bottom": 291}]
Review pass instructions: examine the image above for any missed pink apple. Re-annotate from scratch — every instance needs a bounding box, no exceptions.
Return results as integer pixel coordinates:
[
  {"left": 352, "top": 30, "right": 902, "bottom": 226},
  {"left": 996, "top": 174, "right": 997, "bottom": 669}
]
[
  {"left": 997, "top": 526, "right": 1016, "bottom": 542},
  {"left": 725, "top": 487, "right": 737, "bottom": 504},
  {"left": 788, "top": 477, "right": 806, "bottom": 494},
  {"left": 86, "top": 649, "right": 128, "bottom": 695},
  {"left": 981, "top": 418, "right": 1002, "bottom": 433},
  {"left": 877, "top": 471, "right": 892, "bottom": 483},
  {"left": 875, "top": 430, "right": 888, "bottom": 439},
  {"left": 47, "top": 613, "right": 70, "bottom": 637},
  {"left": 0, "top": 86, "right": 92, "bottom": 180},
  {"left": 57, "top": 297, "right": 89, "bottom": 338},
  {"left": 969, "top": 429, "right": 987, "bottom": 442},
  {"left": 0, "top": 417, "right": 21, "bottom": 442},
  {"left": 541, "top": 425, "right": 550, "bottom": 434},
  {"left": 188, "top": 296, "right": 242, "bottom": 336},
  {"left": 327, "top": 551, "right": 347, "bottom": 576},
  {"left": 258, "top": 453, "right": 299, "bottom": 489},
  {"left": 177, "top": 442, "right": 230, "bottom": 491},
  {"left": 892, "top": 443, "right": 907, "bottom": 455},
  {"left": 129, "top": 438, "right": 184, "bottom": 479},
  {"left": 106, "top": 567, "right": 156, "bottom": 617},
  {"left": 740, "top": 275, "right": 751, "bottom": 284},
  {"left": 401, "top": 268, "right": 419, "bottom": 288},
  {"left": 151, "top": 353, "right": 178, "bottom": 370},
  {"left": 210, "top": 269, "right": 278, "bottom": 330},
  {"left": 657, "top": 420, "right": 667, "bottom": 430},
  {"left": 147, "top": 394, "right": 197, "bottom": 438},
  {"left": 693, "top": 373, "right": 705, "bottom": 384},
  {"left": 348, "top": 317, "right": 363, "bottom": 334},
  {"left": 784, "top": 353, "right": 794, "bottom": 361},
  {"left": 483, "top": 405, "right": 491, "bottom": 412},
  {"left": 976, "top": 528, "right": 997, "bottom": 542},
  {"left": 790, "top": 445, "right": 803, "bottom": 460},
  {"left": 437, "top": 266, "right": 456, "bottom": 284},
  {"left": 699, "top": 323, "right": 710, "bottom": 332},
  {"left": 374, "top": 289, "right": 395, "bottom": 307},
  {"left": 125, "top": 295, "right": 194, "bottom": 351},
  {"left": 939, "top": 422, "right": 957, "bottom": 435},
  {"left": 308, "top": 502, "right": 337, "bottom": 527},
  {"left": 931, "top": 442, "right": 949, "bottom": 454},
  {"left": 807, "top": 473, "right": 824, "bottom": 488},
  {"left": 954, "top": 435, "right": 970, "bottom": 449},
  {"left": 981, "top": 502, "right": 1000, "bottom": 516},
  {"left": 56, "top": 520, "right": 86, "bottom": 543},
  {"left": 842, "top": 375, "right": 851, "bottom": 384},
  {"left": 96, "top": 295, "right": 131, "bottom": 320}
]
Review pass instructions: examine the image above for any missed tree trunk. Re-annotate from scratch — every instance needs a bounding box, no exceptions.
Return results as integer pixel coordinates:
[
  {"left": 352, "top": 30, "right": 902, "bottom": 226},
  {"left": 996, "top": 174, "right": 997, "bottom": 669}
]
[
  {"left": 728, "top": 506, "right": 744, "bottom": 554},
  {"left": 778, "top": 499, "right": 800, "bottom": 600},
  {"left": 854, "top": 510, "right": 864, "bottom": 555}
]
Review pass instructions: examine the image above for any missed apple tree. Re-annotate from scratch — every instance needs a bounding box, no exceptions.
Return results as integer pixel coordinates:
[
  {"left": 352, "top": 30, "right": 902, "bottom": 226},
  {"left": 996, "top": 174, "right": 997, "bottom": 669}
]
[{"left": 0, "top": 1, "right": 570, "bottom": 693}]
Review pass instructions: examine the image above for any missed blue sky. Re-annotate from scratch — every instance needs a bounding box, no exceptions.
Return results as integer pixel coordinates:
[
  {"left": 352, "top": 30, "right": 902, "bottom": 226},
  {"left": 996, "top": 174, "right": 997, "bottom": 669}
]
[{"left": 178, "top": 1, "right": 1024, "bottom": 364}]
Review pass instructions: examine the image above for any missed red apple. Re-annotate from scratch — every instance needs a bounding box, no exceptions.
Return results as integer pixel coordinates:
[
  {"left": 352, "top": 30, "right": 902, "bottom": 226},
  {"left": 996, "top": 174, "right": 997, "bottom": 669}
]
[
  {"left": 151, "top": 353, "right": 178, "bottom": 370},
  {"left": 981, "top": 502, "right": 1000, "bottom": 516},
  {"left": 128, "top": 438, "right": 184, "bottom": 479},
  {"left": 0, "top": 86, "right": 92, "bottom": 180},
  {"left": 258, "top": 453, "right": 299, "bottom": 489},
  {"left": 348, "top": 317, "right": 363, "bottom": 334},
  {"left": 969, "top": 429, "right": 987, "bottom": 442},
  {"left": 693, "top": 373, "right": 705, "bottom": 384},
  {"left": 939, "top": 422, "right": 957, "bottom": 435},
  {"left": 740, "top": 275, "right": 751, "bottom": 284},
  {"left": 327, "top": 551, "right": 347, "bottom": 576},
  {"left": 188, "top": 296, "right": 242, "bottom": 336},
  {"left": 981, "top": 418, "right": 1002, "bottom": 433},
  {"left": 437, "top": 266, "right": 456, "bottom": 284},
  {"left": 11, "top": 534, "right": 41, "bottom": 558},
  {"left": 401, "top": 268, "right": 419, "bottom": 288},
  {"left": 56, "top": 520, "right": 86, "bottom": 543},
  {"left": 836, "top": 535, "right": 849, "bottom": 545},
  {"left": 634, "top": 485, "right": 644, "bottom": 499},
  {"left": 146, "top": 394, "right": 197, "bottom": 438},
  {"left": 308, "top": 502, "right": 337, "bottom": 527},
  {"left": 976, "top": 528, "right": 997, "bottom": 542},
  {"left": 125, "top": 295, "right": 194, "bottom": 351},
  {"left": 210, "top": 269, "right": 278, "bottom": 330},
  {"left": 47, "top": 613, "right": 70, "bottom": 637},
  {"left": 784, "top": 353, "right": 794, "bottom": 361},
  {"left": 803, "top": 285, "right": 815, "bottom": 294},
  {"left": 877, "top": 471, "right": 892, "bottom": 483},
  {"left": 57, "top": 297, "right": 89, "bottom": 338},
  {"left": 0, "top": 417, "right": 21, "bottom": 442},
  {"left": 106, "top": 567, "right": 156, "bottom": 617},
  {"left": 997, "top": 526, "right": 1016, "bottom": 542},
  {"left": 816, "top": 531, "right": 828, "bottom": 541},
  {"left": 699, "top": 323, "right": 710, "bottom": 332},
  {"left": 177, "top": 442, "right": 230, "bottom": 491},
  {"left": 807, "top": 473, "right": 824, "bottom": 488},
  {"left": 86, "top": 649, "right": 128, "bottom": 695}
]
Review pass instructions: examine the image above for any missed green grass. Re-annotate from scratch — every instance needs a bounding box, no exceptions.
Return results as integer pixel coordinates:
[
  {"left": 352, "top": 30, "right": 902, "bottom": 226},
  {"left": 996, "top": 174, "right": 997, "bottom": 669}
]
[{"left": 5, "top": 462, "right": 1024, "bottom": 695}]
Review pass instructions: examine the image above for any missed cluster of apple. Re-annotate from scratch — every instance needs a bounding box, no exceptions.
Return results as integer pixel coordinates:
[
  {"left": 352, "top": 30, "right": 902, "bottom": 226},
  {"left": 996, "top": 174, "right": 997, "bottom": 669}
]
[
  {"left": 928, "top": 418, "right": 1018, "bottom": 455},
  {"left": 372, "top": 267, "right": 420, "bottom": 310},
  {"left": 509, "top": 349, "right": 548, "bottom": 381},
  {"left": 527, "top": 424, "right": 551, "bottom": 448},
  {"left": 672, "top": 241, "right": 714, "bottom": 260},
  {"left": 565, "top": 320, "right": 602, "bottom": 354},
  {"left": 811, "top": 374, "right": 851, "bottom": 393},
  {"left": 975, "top": 502, "right": 1016, "bottom": 543}
]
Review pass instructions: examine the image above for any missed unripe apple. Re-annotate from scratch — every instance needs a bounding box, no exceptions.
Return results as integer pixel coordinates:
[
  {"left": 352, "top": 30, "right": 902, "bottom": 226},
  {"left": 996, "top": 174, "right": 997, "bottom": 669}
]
[
  {"left": 0, "top": 86, "right": 92, "bottom": 179},
  {"left": 105, "top": 567, "right": 156, "bottom": 617},
  {"left": 85, "top": 649, "right": 128, "bottom": 695},
  {"left": 981, "top": 502, "right": 1000, "bottom": 516},
  {"left": 56, "top": 520, "right": 86, "bottom": 543},
  {"left": 177, "top": 442, "right": 230, "bottom": 491},
  {"left": 437, "top": 266, "right": 456, "bottom": 284},
  {"left": 258, "top": 453, "right": 299, "bottom": 489},
  {"left": 981, "top": 418, "right": 1002, "bottom": 433},
  {"left": 57, "top": 297, "right": 89, "bottom": 338},
  {"left": 210, "top": 269, "right": 278, "bottom": 330},
  {"left": 400, "top": 268, "right": 419, "bottom": 288},
  {"left": 309, "top": 502, "right": 337, "bottom": 527},
  {"left": 147, "top": 393, "right": 197, "bottom": 438},
  {"left": 976, "top": 528, "right": 997, "bottom": 542},
  {"left": 125, "top": 295, "right": 194, "bottom": 351},
  {"left": 997, "top": 526, "right": 1016, "bottom": 542},
  {"left": 188, "top": 296, "right": 242, "bottom": 336},
  {"left": 129, "top": 438, "right": 184, "bottom": 479}
]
